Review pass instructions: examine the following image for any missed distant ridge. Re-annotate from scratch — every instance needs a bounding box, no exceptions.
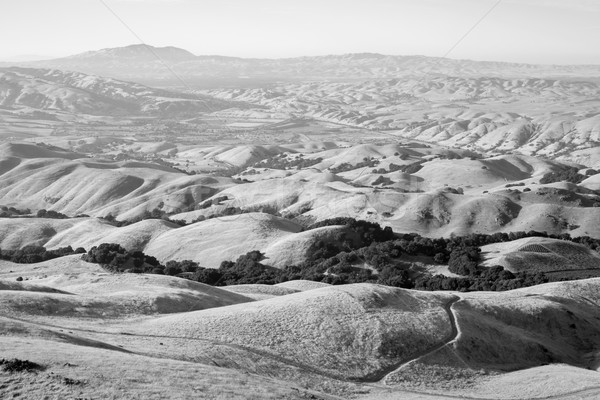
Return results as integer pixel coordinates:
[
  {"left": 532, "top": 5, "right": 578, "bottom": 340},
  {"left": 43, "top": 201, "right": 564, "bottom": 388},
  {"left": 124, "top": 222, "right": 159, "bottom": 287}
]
[
  {"left": 5, "top": 44, "right": 597, "bottom": 89},
  {"left": 63, "top": 44, "right": 197, "bottom": 62},
  {"left": 48, "top": 45, "right": 600, "bottom": 68}
]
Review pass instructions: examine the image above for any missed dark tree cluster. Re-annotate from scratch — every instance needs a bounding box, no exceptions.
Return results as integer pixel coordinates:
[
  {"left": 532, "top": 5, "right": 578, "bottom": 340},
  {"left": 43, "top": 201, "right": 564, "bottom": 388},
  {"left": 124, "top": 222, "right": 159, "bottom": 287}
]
[
  {"left": 329, "top": 157, "right": 380, "bottom": 173},
  {"left": 447, "top": 245, "right": 481, "bottom": 275},
  {"left": 0, "top": 206, "right": 31, "bottom": 218},
  {"left": 0, "top": 358, "right": 43, "bottom": 373},
  {"left": 303, "top": 218, "right": 395, "bottom": 246},
  {"left": 414, "top": 269, "right": 548, "bottom": 291},
  {"left": 371, "top": 162, "right": 424, "bottom": 175},
  {"left": 0, "top": 245, "right": 84, "bottom": 264},
  {"left": 373, "top": 161, "right": 421, "bottom": 174},
  {"left": 402, "top": 162, "right": 424, "bottom": 174},
  {"left": 36, "top": 209, "right": 69, "bottom": 219},
  {"left": 77, "top": 218, "right": 600, "bottom": 292},
  {"left": 372, "top": 175, "right": 394, "bottom": 186},
  {"left": 540, "top": 166, "right": 587, "bottom": 184},
  {"left": 82, "top": 243, "right": 161, "bottom": 273},
  {"left": 215, "top": 251, "right": 284, "bottom": 285}
]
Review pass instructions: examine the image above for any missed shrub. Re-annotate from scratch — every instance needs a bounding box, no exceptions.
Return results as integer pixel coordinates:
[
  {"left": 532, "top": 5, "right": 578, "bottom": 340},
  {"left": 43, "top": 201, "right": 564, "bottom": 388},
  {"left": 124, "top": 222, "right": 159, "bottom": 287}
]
[
  {"left": 0, "top": 245, "right": 80, "bottom": 264},
  {"left": 0, "top": 358, "right": 43, "bottom": 373},
  {"left": 36, "top": 209, "right": 69, "bottom": 219},
  {"left": 540, "top": 166, "right": 586, "bottom": 184}
]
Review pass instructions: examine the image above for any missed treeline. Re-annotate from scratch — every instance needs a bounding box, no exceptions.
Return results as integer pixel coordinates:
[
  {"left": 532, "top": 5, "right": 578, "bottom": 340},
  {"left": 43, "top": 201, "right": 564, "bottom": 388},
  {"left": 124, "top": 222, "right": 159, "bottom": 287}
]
[
  {"left": 329, "top": 157, "right": 380, "bottom": 174},
  {"left": 36, "top": 209, "right": 70, "bottom": 219},
  {"left": 372, "top": 161, "right": 423, "bottom": 175},
  {"left": 0, "top": 206, "right": 31, "bottom": 218},
  {"left": 82, "top": 243, "right": 163, "bottom": 272},
  {"left": 415, "top": 266, "right": 548, "bottom": 291},
  {"left": 1, "top": 245, "right": 85, "bottom": 264},
  {"left": 540, "top": 166, "right": 597, "bottom": 184},
  {"left": 79, "top": 219, "right": 600, "bottom": 292},
  {"left": 0, "top": 207, "right": 76, "bottom": 219}
]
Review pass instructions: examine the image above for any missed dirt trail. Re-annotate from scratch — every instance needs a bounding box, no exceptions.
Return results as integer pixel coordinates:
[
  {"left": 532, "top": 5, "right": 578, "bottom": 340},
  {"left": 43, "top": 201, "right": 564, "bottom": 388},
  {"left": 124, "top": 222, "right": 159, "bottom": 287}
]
[
  {"left": 354, "top": 295, "right": 462, "bottom": 384},
  {"left": 0, "top": 295, "right": 465, "bottom": 385},
  {"left": 3, "top": 305, "right": 600, "bottom": 400}
]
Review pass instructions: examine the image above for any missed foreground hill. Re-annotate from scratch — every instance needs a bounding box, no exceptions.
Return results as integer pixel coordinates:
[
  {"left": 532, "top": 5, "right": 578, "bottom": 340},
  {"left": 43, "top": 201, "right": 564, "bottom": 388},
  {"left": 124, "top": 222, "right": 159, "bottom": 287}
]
[
  {"left": 3, "top": 258, "right": 600, "bottom": 398},
  {"left": 0, "top": 256, "right": 252, "bottom": 317}
]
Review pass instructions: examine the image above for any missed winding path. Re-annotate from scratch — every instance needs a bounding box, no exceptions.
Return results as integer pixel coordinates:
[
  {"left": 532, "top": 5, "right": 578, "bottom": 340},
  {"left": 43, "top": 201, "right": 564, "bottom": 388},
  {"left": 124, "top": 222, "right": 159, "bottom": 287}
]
[
  {"left": 360, "top": 295, "right": 462, "bottom": 384},
  {"left": 3, "top": 297, "right": 600, "bottom": 400}
]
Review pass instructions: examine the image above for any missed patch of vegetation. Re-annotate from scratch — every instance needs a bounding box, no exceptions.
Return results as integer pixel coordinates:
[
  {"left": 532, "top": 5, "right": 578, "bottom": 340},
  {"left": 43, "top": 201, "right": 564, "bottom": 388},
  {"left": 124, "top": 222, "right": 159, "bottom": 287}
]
[
  {"left": 372, "top": 175, "right": 394, "bottom": 186},
  {"left": 62, "top": 377, "right": 85, "bottom": 386},
  {"left": 36, "top": 209, "right": 69, "bottom": 219},
  {"left": 0, "top": 206, "right": 31, "bottom": 217},
  {"left": 79, "top": 219, "right": 600, "bottom": 292},
  {"left": 540, "top": 166, "right": 587, "bottom": 184},
  {"left": 329, "top": 157, "right": 380, "bottom": 173},
  {"left": 251, "top": 153, "right": 323, "bottom": 170},
  {"left": 0, "top": 245, "right": 85, "bottom": 263},
  {"left": 82, "top": 243, "right": 161, "bottom": 273},
  {"left": 0, "top": 358, "right": 44, "bottom": 373},
  {"left": 585, "top": 169, "right": 599, "bottom": 176}
]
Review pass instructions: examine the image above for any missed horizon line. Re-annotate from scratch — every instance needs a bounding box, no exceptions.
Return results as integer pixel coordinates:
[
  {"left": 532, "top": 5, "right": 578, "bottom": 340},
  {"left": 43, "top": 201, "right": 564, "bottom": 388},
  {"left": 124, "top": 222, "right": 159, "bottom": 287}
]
[{"left": 1, "top": 44, "right": 600, "bottom": 68}]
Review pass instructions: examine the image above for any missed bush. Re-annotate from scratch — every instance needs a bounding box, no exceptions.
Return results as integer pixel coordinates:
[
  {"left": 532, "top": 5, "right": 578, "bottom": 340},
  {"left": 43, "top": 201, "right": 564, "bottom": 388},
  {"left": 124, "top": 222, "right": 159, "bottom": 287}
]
[
  {"left": 0, "top": 358, "right": 43, "bottom": 373},
  {"left": 0, "top": 245, "right": 80, "bottom": 264},
  {"left": 82, "top": 243, "right": 157, "bottom": 273},
  {"left": 540, "top": 167, "right": 586, "bottom": 184},
  {"left": 36, "top": 209, "right": 69, "bottom": 219}
]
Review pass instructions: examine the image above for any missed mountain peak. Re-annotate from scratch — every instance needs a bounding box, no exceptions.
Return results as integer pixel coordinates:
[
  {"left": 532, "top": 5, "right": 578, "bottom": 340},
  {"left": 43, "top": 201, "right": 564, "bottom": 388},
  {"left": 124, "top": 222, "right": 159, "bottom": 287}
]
[{"left": 64, "top": 44, "right": 197, "bottom": 62}]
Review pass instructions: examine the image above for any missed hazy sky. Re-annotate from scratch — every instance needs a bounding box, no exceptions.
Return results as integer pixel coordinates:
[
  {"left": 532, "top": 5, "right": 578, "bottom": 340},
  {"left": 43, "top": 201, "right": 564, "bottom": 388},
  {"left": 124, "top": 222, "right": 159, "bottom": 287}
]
[{"left": 1, "top": 0, "right": 599, "bottom": 64}]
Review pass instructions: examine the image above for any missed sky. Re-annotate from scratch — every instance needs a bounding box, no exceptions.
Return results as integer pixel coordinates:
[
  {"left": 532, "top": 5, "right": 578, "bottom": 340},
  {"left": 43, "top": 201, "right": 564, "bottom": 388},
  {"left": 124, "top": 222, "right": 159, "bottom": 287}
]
[{"left": 1, "top": 0, "right": 599, "bottom": 64}]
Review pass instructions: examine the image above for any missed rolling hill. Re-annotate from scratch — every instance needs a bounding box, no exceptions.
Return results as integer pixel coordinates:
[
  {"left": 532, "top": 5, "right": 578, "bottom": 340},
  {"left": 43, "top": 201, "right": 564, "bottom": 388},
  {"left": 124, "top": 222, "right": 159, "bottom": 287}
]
[
  {"left": 0, "top": 142, "right": 598, "bottom": 263},
  {"left": 0, "top": 66, "right": 244, "bottom": 119},
  {"left": 204, "top": 78, "right": 600, "bottom": 159},
  {"left": 4, "top": 258, "right": 600, "bottom": 399}
]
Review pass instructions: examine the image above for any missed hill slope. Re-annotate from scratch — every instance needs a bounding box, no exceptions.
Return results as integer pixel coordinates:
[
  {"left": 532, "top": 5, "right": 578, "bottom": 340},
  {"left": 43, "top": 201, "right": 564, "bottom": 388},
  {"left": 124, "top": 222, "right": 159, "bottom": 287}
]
[{"left": 0, "top": 67, "right": 242, "bottom": 118}]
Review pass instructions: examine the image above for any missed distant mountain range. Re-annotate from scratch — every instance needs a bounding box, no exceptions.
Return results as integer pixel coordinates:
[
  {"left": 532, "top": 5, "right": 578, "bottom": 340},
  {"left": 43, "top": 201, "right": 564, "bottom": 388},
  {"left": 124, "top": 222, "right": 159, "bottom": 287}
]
[
  {"left": 1, "top": 45, "right": 599, "bottom": 162},
  {"left": 3, "top": 44, "right": 600, "bottom": 88}
]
